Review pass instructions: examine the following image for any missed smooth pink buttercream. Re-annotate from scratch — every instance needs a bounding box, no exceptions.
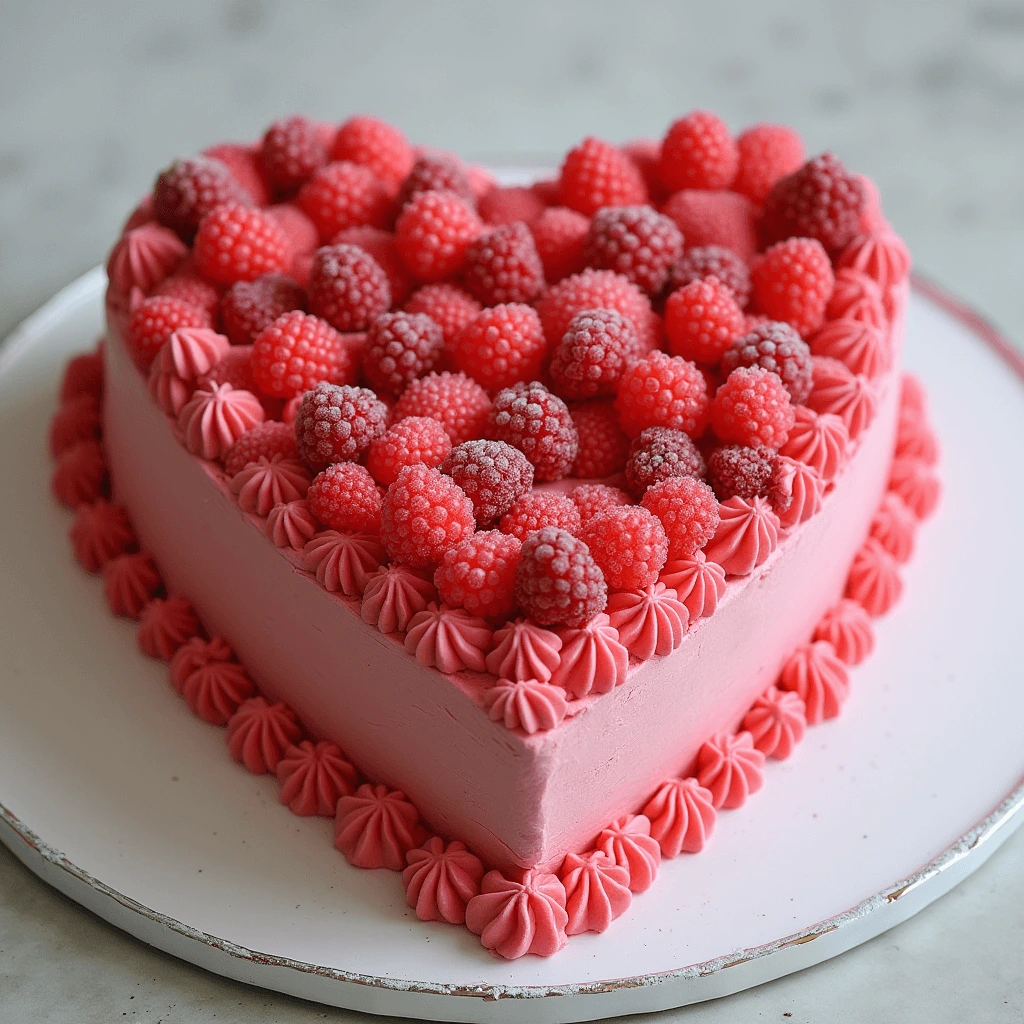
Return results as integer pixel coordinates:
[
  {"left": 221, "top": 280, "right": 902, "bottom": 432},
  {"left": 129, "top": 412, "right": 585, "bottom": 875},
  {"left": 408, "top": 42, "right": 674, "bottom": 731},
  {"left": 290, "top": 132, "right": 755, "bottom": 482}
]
[
  {"left": 772, "top": 456, "right": 824, "bottom": 529},
  {"left": 560, "top": 851, "right": 631, "bottom": 935},
  {"left": 837, "top": 230, "right": 911, "bottom": 292},
  {"left": 870, "top": 492, "right": 917, "bottom": 563},
  {"left": 814, "top": 599, "right": 875, "bottom": 666},
  {"left": 106, "top": 223, "right": 186, "bottom": 295},
  {"left": 846, "top": 536, "right": 903, "bottom": 617},
  {"left": 178, "top": 382, "right": 265, "bottom": 462},
  {"left": 69, "top": 499, "right": 136, "bottom": 573},
  {"left": 695, "top": 732, "right": 765, "bottom": 810},
  {"left": 137, "top": 595, "right": 200, "bottom": 661},
  {"left": 641, "top": 776, "right": 717, "bottom": 856},
  {"left": 276, "top": 739, "right": 359, "bottom": 816},
  {"left": 888, "top": 457, "right": 941, "bottom": 520},
  {"left": 593, "top": 814, "right": 661, "bottom": 894},
  {"left": 334, "top": 783, "right": 425, "bottom": 871},
  {"left": 808, "top": 357, "right": 877, "bottom": 440},
  {"left": 810, "top": 318, "right": 888, "bottom": 380},
  {"left": 742, "top": 686, "right": 807, "bottom": 759},
  {"left": 302, "top": 530, "right": 386, "bottom": 596},
  {"left": 606, "top": 583, "right": 688, "bottom": 659},
  {"left": 266, "top": 500, "right": 318, "bottom": 551},
  {"left": 658, "top": 552, "right": 727, "bottom": 621},
  {"left": 405, "top": 603, "right": 492, "bottom": 673},
  {"left": 825, "top": 268, "right": 887, "bottom": 330},
  {"left": 402, "top": 837, "right": 485, "bottom": 925},
  {"left": 781, "top": 407, "right": 849, "bottom": 482},
  {"left": 169, "top": 636, "right": 256, "bottom": 726},
  {"left": 102, "top": 551, "right": 161, "bottom": 619},
  {"left": 465, "top": 869, "right": 568, "bottom": 959},
  {"left": 361, "top": 564, "right": 437, "bottom": 634},
  {"left": 483, "top": 678, "right": 568, "bottom": 734},
  {"left": 550, "top": 614, "right": 628, "bottom": 697},
  {"left": 486, "top": 619, "right": 562, "bottom": 682},
  {"left": 230, "top": 456, "right": 311, "bottom": 517},
  {"left": 703, "top": 496, "right": 779, "bottom": 576},
  {"left": 225, "top": 695, "right": 303, "bottom": 774},
  {"left": 778, "top": 641, "right": 849, "bottom": 724}
]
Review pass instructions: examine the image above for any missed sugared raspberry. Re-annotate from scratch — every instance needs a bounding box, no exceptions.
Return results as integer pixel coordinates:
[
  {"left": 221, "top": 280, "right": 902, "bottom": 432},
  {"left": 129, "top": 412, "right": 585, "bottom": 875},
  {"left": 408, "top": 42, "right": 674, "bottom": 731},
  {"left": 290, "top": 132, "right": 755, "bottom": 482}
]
[
  {"left": 625, "top": 426, "right": 705, "bottom": 498},
  {"left": 658, "top": 111, "right": 738, "bottom": 192},
  {"left": 307, "top": 462, "right": 382, "bottom": 532},
  {"left": 721, "top": 321, "right": 813, "bottom": 404},
  {"left": 294, "top": 382, "right": 388, "bottom": 469},
  {"left": 450, "top": 304, "right": 547, "bottom": 393},
  {"left": 559, "top": 137, "right": 648, "bottom": 216},
  {"left": 580, "top": 505, "right": 668, "bottom": 590},
  {"left": 661, "top": 190, "right": 758, "bottom": 262},
  {"left": 570, "top": 483, "right": 631, "bottom": 525},
  {"left": 514, "top": 527, "right": 607, "bottom": 627},
  {"left": 622, "top": 138, "right": 667, "bottom": 201},
  {"left": 380, "top": 465, "right": 476, "bottom": 568},
  {"left": 296, "top": 161, "right": 392, "bottom": 241},
  {"left": 202, "top": 143, "right": 272, "bottom": 206},
  {"left": 462, "top": 222, "right": 545, "bottom": 305},
  {"left": 307, "top": 244, "right": 391, "bottom": 332},
  {"left": 670, "top": 245, "right": 751, "bottom": 307},
  {"left": 220, "top": 274, "right": 306, "bottom": 346},
  {"left": 489, "top": 382, "right": 578, "bottom": 482},
  {"left": 707, "top": 444, "right": 776, "bottom": 500},
  {"left": 251, "top": 311, "right": 350, "bottom": 398},
  {"left": 711, "top": 367, "right": 794, "bottom": 449},
  {"left": 582, "top": 206, "right": 683, "bottom": 296},
  {"left": 664, "top": 277, "right": 745, "bottom": 364},
  {"left": 640, "top": 476, "right": 720, "bottom": 559},
  {"left": 570, "top": 400, "right": 631, "bottom": 478},
  {"left": 193, "top": 205, "right": 292, "bottom": 285},
  {"left": 761, "top": 153, "right": 865, "bottom": 253},
  {"left": 127, "top": 296, "right": 211, "bottom": 371},
  {"left": 751, "top": 238, "right": 835, "bottom": 337},
  {"left": 153, "top": 156, "right": 251, "bottom": 238},
  {"left": 331, "top": 116, "right": 414, "bottom": 191},
  {"left": 332, "top": 226, "right": 412, "bottom": 306},
  {"left": 733, "top": 123, "right": 806, "bottom": 205},
  {"left": 392, "top": 371, "right": 492, "bottom": 443},
  {"left": 394, "top": 190, "right": 483, "bottom": 283},
  {"left": 478, "top": 186, "right": 546, "bottom": 227},
  {"left": 266, "top": 203, "right": 321, "bottom": 258},
  {"left": 260, "top": 115, "right": 328, "bottom": 193},
  {"left": 151, "top": 272, "right": 221, "bottom": 321},
  {"left": 434, "top": 530, "right": 521, "bottom": 619},
  {"left": 361, "top": 311, "right": 443, "bottom": 395},
  {"left": 615, "top": 351, "right": 710, "bottom": 439},
  {"left": 441, "top": 439, "right": 534, "bottom": 524},
  {"left": 366, "top": 416, "right": 452, "bottom": 486},
  {"left": 225, "top": 420, "right": 300, "bottom": 477},
  {"left": 402, "top": 283, "right": 481, "bottom": 346},
  {"left": 549, "top": 308, "right": 638, "bottom": 401},
  {"left": 536, "top": 268, "right": 653, "bottom": 346},
  {"left": 499, "top": 492, "right": 581, "bottom": 541},
  {"left": 396, "top": 155, "right": 476, "bottom": 209},
  {"left": 530, "top": 206, "right": 589, "bottom": 283}
]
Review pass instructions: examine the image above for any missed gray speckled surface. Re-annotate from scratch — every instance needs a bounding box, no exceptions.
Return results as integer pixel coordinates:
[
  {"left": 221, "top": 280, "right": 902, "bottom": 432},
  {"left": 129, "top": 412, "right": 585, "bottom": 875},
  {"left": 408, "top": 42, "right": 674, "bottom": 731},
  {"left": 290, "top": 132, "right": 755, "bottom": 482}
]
[{"left": 1, "top": 2, "right": 1022, "bottom": 1020}]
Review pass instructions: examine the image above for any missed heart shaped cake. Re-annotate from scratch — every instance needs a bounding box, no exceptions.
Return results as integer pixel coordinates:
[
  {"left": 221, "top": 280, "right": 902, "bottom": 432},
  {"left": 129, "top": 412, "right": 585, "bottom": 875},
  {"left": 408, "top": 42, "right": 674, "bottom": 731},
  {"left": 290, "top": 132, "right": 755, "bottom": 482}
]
[{"left": 50, "top": 111, "right": 939, "bottom": 959}]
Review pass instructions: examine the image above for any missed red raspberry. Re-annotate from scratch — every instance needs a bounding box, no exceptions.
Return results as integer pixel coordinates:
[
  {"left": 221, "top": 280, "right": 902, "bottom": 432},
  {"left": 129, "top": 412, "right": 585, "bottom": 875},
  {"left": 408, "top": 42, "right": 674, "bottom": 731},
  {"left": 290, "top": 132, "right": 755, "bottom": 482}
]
[
  {"left": 615, "top": 351, "right": 710, "bottom": 439},
  {"left": 733, "top": 123, "right": 806, "bottom": 205},
  {"left": 266, "top": 203, "right": 320, "bottom": 257},
  {"left": 751, "top": 238, "right": 835, "bottom": 337},
  {"left": 721, "top": 321, "right": 813, "bottom": 404},
  {"left": 366, "top": 416, "right": 452, "bottom": 486},
  {"left": 625, "top": 426, "right": 705, "bottom": 498},
  {"left": 581, "top": 505, "right": 668, "bottom": 590},
  {"left": 670, "top": 245, "right": 751, "bottom": 307},
  {"left": 658, "top": 111, "right": 738, "bottom": 192},
  {"left": 462, "top": 222, "right": 545, "bottom": 305},
  {"left": 559, "top": 137, "right": 648, "bottom": 216},
  {"left": 570, "top": 401, "right": 631, "bottom": 478},
  {"left": 583, "top": 205, "right": 683, "bottom": 295},
  {"left": 297, "top": 161, "right": 393, "bottom": 241},
  {"left": 396, "top": 155, "right": 476, "bottom": 209},
  {"left": 203, "top": 143, "right": 272, "bottom": 206},
  {"left": 251, "top": 311, "right": 350, "bottom": 398},
  {"left": 478, "top": 186, "right": 546, "bottom": 227},
  {"left": 225, "top": 421, "right": 300, "bottom": 477},
  {"left": 220, "top": 274, "right": 306, "bottom": 346},
  {"left": 151, "top": 272, "right": 221, "bottom": 321},
  {"left": 621, "top": 138, "right": 667, "bottom": 202},
  {"left": 530, "top": 206, "right": 589, "bottom": 283},
  {"left": 549, "top": 309, "right": 638, "bottom": 401},
  {"left": 441, "top": 439, "right": 534, "bottom": 524},
  {"left": 193, "top": 205, "right": 292, "bottom": 285},
  {"left": 127, "top": 296, "right": 211, "bottom": 371},
  {"left": 499, "top": 492, "right": 581, "bottom": 541},
  {"left": 259, "top": 115, "right": 328, "bottom": 193},
  {"left": 360, "top": 311, "right": 443, "bottom": 395},
  {"left": 394, "top": 190, "right": 483, "bottom": 283},
  {"left": 641, "top": 476, "right": 720, "bottom": 559},
  {"left": 331, "top": 116, "right": 414, "bottom": 191},
  {"left": 332, "top": 226, "right": 412, "bottom": 306},
  {"left": 294, "top": 382, "right": 388, "bottom": 469},
  {"left": 392, "top": 371, "right": 492, "bottom": 443},
  {"left": 153, "top": 156, "right": 251, "bottom": 239},
  {"left": 664, "top": 277, "right": 745, "bottom": 364},
  {"left": 514, "top": 527, "right": 607, "bottom": 627},
  {"left": 450, "top": 304, "right": 547, "bottom": 392},
  {"left": 489, "top": 382, "right": 578, "bottom": 482},
  {"left": 434, "top": 530, "right": 522, "bottom": 619},
  {"left": 570, "top": 483, "right": 631, "bottom": 525},
  {"left": 307, "top": 462, "right": 382, "bottom": 532},
  {"left": 196, "top": 346, "right": 259, "bottom": 396},
  {"left": 307, "top": 244, "right": 391, "bottom": 332},
  {"left": 661, "top": 190, "right": 758, "bottom": 262},
  {"left": 761, "top": 153, "right": 866, "bottom": 253},
  {"left": 711, "top": 367, "right": 794, "bottom": 449},
  {"left": 707, "top": 444, "right": 776, "bottom": 500},
  {"left": 380, "top": 465, "right": 476, "bottom": 568},
  {"left": 402, "top": 283, "right": 481, "bottom": 346},
  {"left": 536, "top": 268, "right": 653, "bottom": 347}
]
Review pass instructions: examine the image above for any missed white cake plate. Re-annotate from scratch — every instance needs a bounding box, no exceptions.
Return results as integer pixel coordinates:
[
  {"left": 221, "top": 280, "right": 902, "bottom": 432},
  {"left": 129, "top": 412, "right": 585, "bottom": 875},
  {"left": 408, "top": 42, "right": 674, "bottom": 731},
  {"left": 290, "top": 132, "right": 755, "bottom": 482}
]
[{"left": 1, "top": 267, "right": 1022, "bottom": 1023}]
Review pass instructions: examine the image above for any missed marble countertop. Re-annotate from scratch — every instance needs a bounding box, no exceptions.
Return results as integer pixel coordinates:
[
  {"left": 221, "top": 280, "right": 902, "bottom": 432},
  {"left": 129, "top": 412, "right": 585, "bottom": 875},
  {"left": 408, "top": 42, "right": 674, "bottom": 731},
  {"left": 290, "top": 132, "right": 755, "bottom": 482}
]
[{"left": 1, "top": 2, "right": 1022, "bottom": 1021}]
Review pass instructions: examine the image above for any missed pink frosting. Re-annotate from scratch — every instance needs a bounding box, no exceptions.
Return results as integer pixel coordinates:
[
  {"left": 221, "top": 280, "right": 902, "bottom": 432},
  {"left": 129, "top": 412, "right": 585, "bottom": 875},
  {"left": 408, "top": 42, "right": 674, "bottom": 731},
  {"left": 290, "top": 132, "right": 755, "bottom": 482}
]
[
  {"left": 148, "top": 359, "right": 193, "bottom": 417},
  {"left": 895, "top": 414, "right": 940, "bottom": 466},
  {"left": 808, "top": 357, "right": 877, "bottom": 440},
  {"left": 102, "top": 551, "right": 161, "bottom": 619},
  {"left": 106, "top": 223, "right": 187, "bottom": 294},
  {"left": 658, "top": 552, "right": 727, "bottom": 621},
  {"left": 178, "top": 382, "right": 265, "bottom": 462},
  {"left": 772, "top": 456, "right": 824, "bottom": 529},
  {"left": 402, "top": 837, "right": 485, "bottom": 925},
  {"left": 855, "top": 176, "right": 886, "bottom": 234},
  {"left": 69, "top": 499, "right": 136, "bottom": 572},
  {"left": 169, "top": 636, "right": 256, "bottom": 725},
  {"left": 781, "top": 407, "right": 849, "bottom": 483},
  {"left": 404, "top": 603, "right": 492, "bottom": 673},
  {"left": 742, "top": 686, "right": 807, "bottom": 759},
  {"left": 836, "top": 230, "right": 911, "bottom": 292},
  {"left": 334, "top": 783, "right": 425, "bottom": 871},
  {"left": 51, "top": 439, "right": 108, "bottom": 508},
  {"left": 550, "top": 614, "right": 628, "bottom": 697},
  {"left": 870, "top": 492, "right": 916, "bottom": 564},
  {"left": 158, "top": 327, "right": 232, "bottom": 381},
  {"left": 641, "top": 776, "right": 717, "bottom": 857},
  {"left": 814, "top": 598, "right": 875, "bottom": 666},
  {"left": 560, "top": 850, "right": 631, "bottom": 935},
  {"left": 779, "top": 641, "right": 849, "bottom": 725},
  {"left": 846, "top": 536, "right": 903, "bottom": 617},
  {"left": 266, "top": 499, "right": 319, "bottom": 551},
  {"left": 810, "top": 318, "right": 889, "bottom": 380},
  {"left": 137, "top": 595, "right": 199, "bottom": 661},
  {"left": 465, "top": 869, "right": 568, "bottom": 959},
  {"left": 606, "top": 583, "right": 688, "bottom": 659},
  {"left": 483, "top": 678, "right": 569, "bottom": 734},
  {"left": 900, "top": 372, "right": 928, "bottom": 420},
  {"left": 49, "top": 393, "right": 101, "bottom": 457},
  {"left": 302, "top": 530, "right": 386, "bottom": 596},
  {"left": 888, "top": 457, "right": 941, "bottom": 521},
  {"left": 485, "top": 618, "right": 562, "bottom": 683},
  {"left": 361, "top": 563, "right": 437, "bottom": 634},
  {"left": 226, "top": 696, "right": 303, "bottom": 774},
  {"left": 825, "top": 268, "right": 887, "bottom": 330},
  {"left": 230, "top": 456, "right": 311, "bottom": 517},
  {"left": 703, "top": 496, "right": 780, "bottom": 576},
  {"left": 276, "top": 739, "right": 359, "bottom": 816},
  {"left": 594, "top": 814, "right": 661, "bottom": 894},
  {"left": 696, "top": 731, "right": 765, "bottom": 810}
]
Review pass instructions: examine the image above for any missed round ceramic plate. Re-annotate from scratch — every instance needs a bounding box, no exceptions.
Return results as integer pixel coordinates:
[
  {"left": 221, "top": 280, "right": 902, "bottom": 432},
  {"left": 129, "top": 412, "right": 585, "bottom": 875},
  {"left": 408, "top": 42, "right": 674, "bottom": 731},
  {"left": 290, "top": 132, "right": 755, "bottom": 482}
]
[{"left": 1, "top": 268, "right": 1022, "bottom": 1023}]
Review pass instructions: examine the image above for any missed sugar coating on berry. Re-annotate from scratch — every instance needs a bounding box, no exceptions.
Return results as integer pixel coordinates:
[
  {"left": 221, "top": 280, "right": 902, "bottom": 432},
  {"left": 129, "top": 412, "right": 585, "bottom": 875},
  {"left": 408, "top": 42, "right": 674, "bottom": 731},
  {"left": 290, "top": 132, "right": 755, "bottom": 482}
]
[
  {"left": 294, "top": 382, "right": 388, "bottom": 470},
  {"left": 307, "top": 244, "right": 391, "bottom": 333},
  {"left": 664, "top": 276, "right": 745, "bottom": 364},
  {"left": 366, "top": 416, "right": 452, "bottom": 486},
  {"left": 640, "top": 475, "right": 720, "bottom": 559},
  {"left": 225, "top": 421, "right": 301, "bottom": 477},
  {"left": 296, "top": 161, "right": 392, "bottom": 240},
  {"left": 127, "top": 296, "right": 212, "bottom": 371},
  {"left": 570, "top": 483, "right": 632, "bottom": 526},
  {"left": 712, "top": 367, "right": 795, "bottom": 450},
  {"left": 514, "top": 527, "right": 607, "bottom": 628},
  {"left": 251, "top": 310, "right": 350, "bottom": 398},
  {"left": 625, "top": 426, "right": 706, "bottom": 498},
  {"left": 708, "top": 444, "right": 777, "bottom": 500},
  {"left": 721, "top": 321, "right": 813, "bottom": 404},
  {"left": 361, "top": 311, "right": 444, "bottom": 395},
  {"left": 331, "top": 116, "right": 414, "bottom": 190},
  {"left": 670, "top": 245, "right": 751, "bottom": 307},
  {"left": 583, "top": 205, "right": 683, "bottom": 295},
  {"left": 570, "top": 400, "right": 631, "bottom": 478},
  {"left": 559, "top": 137, "right": 648, "bottom": 216},
  {"left": 220, "top": 274, "right": 306, "bottom": 346},
  {"left": 396, "top": 155, "right": 476, "bottom": 209},
  {"left": 536, "top": 268, "right": 654, "bottom": 347},
  {"left": 434, "top": 530, "right": 522, "bottom": 620},
  {"left": 402, "top": 283, "right": 481, "bottom": 346},
  {"left": 152, "top": 273, "right": 221, "bottom": 320},
  {"left": 549, "top": 308, "right": 638, "bottom": 402},
  {"left": 581, "top": 505, "right": 669, "bottom": 590},
  {"left": 499, "top": 492, "right": 581, "bottom": 541},
  {"left": 733, "top": 124, "right": 806, "bottom": 205},
  {"left": 332, "top": 225, "right": 412, "bottom": 305},
  {"left": 193, "top": 204, "right": 293, "bottom": 285},
  {"left": 450, "top": 304, "right": 547, "bottom": 392},
  {"left": 659, "top": 111, "right": 738, "bottom": 192},
  {"left": 489, "top": 382, "right": 579, "bottom": 482},
  {"left": 530, "top": 206, "right": 589, "bottom": 283},
  {"left": 307, "top": 462, "right": 382, "bottom": 532},
  {"left": 260, "top": 115, "right": 328, "bottom": 193},
  {"left": 154, "top": 156, "right": 252, "bottom": 239},
  {"left": 394, "top": 189, "right": 483, "bottom": 283},
  {"left": 462, "top": 222, "right": 545, "bottom": 305},
  {"left": 392, "top": 371, "right": 492, "bottom": 444},
  {"left": 380, "top": 465, "right": 476, "bottom": 568},
  {"left": 751, "top": 238, "right": 835, "bottom": 338},
  {"left": 661, "top": 189, "right": 758, "bottom": 262},
  {"left": 615, "top": 351, "right": 710, "bottom": 439},
  {"left": 441, "top": 439, "right": 534, "bottom": 524}
]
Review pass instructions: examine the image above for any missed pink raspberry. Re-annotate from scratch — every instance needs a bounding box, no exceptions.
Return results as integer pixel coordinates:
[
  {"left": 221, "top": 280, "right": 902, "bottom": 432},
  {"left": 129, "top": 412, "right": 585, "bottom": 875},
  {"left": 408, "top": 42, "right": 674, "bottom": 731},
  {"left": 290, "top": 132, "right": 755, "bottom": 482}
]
[
  {"left": 659, "top": 111, "right": 738, "bottom": 192},
  {"left": 549, "top": 308, "right": 638, "bottom": 402},
  {"left": 294, "top": 382, "right": 388, "bottom": 469},
  {"left": 366, "top": 416, "right": 452, "bottom": 486},
  {"left": 530, "top": 206, "right": 589, "bottom": 283},
  {"left": 450, "top": 304, "right": 547, "bottom": 392},
  {"left": 489, "top": 382, "right": 578, "bottom": 482},
  {"left": 307, "top": 244, "right": 391, "bottom": 333},
  {"left": 331, "top": 116, "right": 414, "bottom": 191},
  {"left": 307, "top": 462, "right": 382, "bottom": 532},
  {"left": 225, "top": 421, "right": 301, "bottom": 477},
  {"left": 332, "top": 226, "right": 412, "bottom": 306},
  {"left": 152, "top": 272, "right": 221, "bottom": 321},
  {"left": 621, "top": 138, "right": 667, "bottom": 201},
  {"left": 203, "top": 143, "right": 272, "bottom": 206},
  {"left": 251, "top": 311, "right": 350, "bottom": 398},
  {"left": 499, "top": 492, "right": 581, "bottom": 541},
  {"left": 434, "top": 530, "right": 522, "bottom": 620},
  {"left": 153, "top": 156, "right": 252, "bottom": 238},
  {"left": 583, "top": 205, "right": 683, "bottom": 295},
  {"left": 615, "top": 351, "right": 710, "bottom": 439},
  {"left": 711, "top": 367, "right": 794, "bottom": 450},
  {"left": 536, "top": 268, "right": 654, "bottom": 348},
  {"left": 478, "top": 186, "right": 546, "bottom": 227},
  {"left": 296, "top": 161, "right": 393, "bottom": 240},
  {"left": 220, "top": 274, "right": 306, "bottom": 346},
  {"left": 733, "top": 123, "right": 806, "bottom": 205},
  {"left": 127, "top": 296, "right": 211, "bottom": 371},
  {"left": 707, "top": 444, "right": 777, "bottom": 500},
  {"left": 580, "top": 505, "right": 668, "bottom": 590},
  {"left": 570, "top": 483, "right": 631, "bottom": 526},
  {"left": 193, "top": 204, "right": 293, "bottom": 285},
  {"left": 670, "top": 245, "right": 751, "bottom": 307},
  {"left": 395, "top": 190, "right": 483, "bottom": 283},
  {"left": 640, "top": 475, "right": 720, "bottom": 559},
  {"left": 661, "top": 190, "right": 758, "bottom": 262},
  {"left": 570, "top": 400, "right": 631, "bottom": 478},
  {"left": 402, "top": 283, "right": 481, "bottom": 346},
  {"left": 514, "top": 527, "right": 607, "bottom": 627},
  {"left": 625, "top": 426, "right": 705, "bottom": 498},
  {"left": 396, "top": 155, "right": 476, "bottom": 209},
  {"left": 559, "top": 137, "right": 648, "bottom": 216},
  {"left": 380, "top": 465, "right": 476, "bottom": 568},
  {"left": 462, "top": 222, "right": 545, "bottom": 305},
  {"left": 664, "top": 277, "right": 745, "bottom": 364},
  {"left": 721, "top": 321, "right": 813, "bottom": 404},
  {"left": 441, "top": 439, "right": 534, "bottom": 524},
  {"left": 260, "top": 115, "right": 328, "bottom": 193},
  {"left": 392, "top": 371, "right": 492, "bottom": 443},
  {"left": 361, "top": 311, "right": 444, "bottom": 395},
  {"left": 751, "top": 238, "right": 835, "bottom": 337}
]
